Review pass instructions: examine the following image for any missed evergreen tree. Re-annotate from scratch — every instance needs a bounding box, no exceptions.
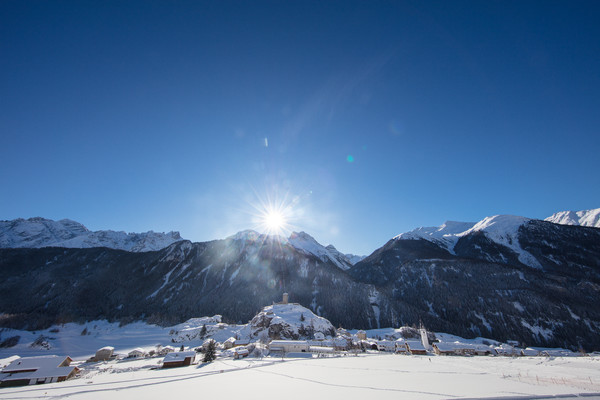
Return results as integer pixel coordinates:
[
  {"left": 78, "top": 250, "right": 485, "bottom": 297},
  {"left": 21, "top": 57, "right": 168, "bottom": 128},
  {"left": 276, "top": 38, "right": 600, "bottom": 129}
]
[
  {"left": 203, "top": 339, "right": 216, "bottom": 362},
  {"left": 200, "top": 324, "right": 207, "bottom": 338},
  {"left": 300, "top": 313, "right": 305, "bottom": 322}
]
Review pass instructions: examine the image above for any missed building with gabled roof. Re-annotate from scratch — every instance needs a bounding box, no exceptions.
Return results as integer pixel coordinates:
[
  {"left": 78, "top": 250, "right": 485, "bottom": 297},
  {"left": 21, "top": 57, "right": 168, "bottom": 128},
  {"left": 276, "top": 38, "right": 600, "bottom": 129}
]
[
  {"left": 127, "top": 348, "right": 146, "bottom": 358},
  {"left": 0, "top": 355, "right": 79, "bottom": 387},
  {"left": 433, "top": 341, "right": 495, "bottom": 356},
  {"left": 162, "top": 351, "right": 196, "bottom": 368},
  {"left": 269, "top": 340, "right": 309, "bottom": 354},
  {"left": 395, "top": 339, "right": 409, "bottom": 354},
  {"left": 93, "top": 346, "right": 114, "bottom": 361},
  {"left": 405, "top": 340, "right": 428, "bottom": 355}
]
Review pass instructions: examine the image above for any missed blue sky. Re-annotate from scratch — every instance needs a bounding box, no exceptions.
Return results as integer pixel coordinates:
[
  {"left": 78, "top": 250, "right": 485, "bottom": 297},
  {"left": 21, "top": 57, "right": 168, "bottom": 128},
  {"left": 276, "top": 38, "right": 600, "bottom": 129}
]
[{"left": 1, "top": 1, "right": 599, "bottom": 255}]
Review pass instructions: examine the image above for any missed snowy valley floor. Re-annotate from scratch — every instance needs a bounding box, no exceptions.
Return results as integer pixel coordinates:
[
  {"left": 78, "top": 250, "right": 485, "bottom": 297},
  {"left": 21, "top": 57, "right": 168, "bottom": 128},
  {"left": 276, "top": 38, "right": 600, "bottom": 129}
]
[{"left": 1, "top": 353, "right": 600, "bottom": 400}]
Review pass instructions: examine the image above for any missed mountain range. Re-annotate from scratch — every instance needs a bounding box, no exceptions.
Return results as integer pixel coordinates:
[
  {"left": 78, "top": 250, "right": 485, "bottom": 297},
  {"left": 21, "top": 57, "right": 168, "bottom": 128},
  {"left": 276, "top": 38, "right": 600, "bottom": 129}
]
[
  {"left": 0, "top": 208, "right": 599, "bottom": 351},
  {"left": 0, "top": 218, "right": 182, "bottom": 252}
]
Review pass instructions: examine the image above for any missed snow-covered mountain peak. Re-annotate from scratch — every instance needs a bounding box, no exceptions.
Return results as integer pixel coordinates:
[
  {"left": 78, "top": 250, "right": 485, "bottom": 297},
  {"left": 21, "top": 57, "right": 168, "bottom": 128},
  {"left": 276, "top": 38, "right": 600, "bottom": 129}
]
[
  {"left": 394, "top": 220, "right": 476, "bottom": 253},
  {"left": 393, "top": 214, "right": 541, "bottom": 268},
  {"left": 460, "top": 215, "right": 531, "bottom": 237},
  {"left": 288, "top": 231, "right": 354, "bottom": 270},
  {"left": 396, "top": 220, "right": 476, "bottom": 239},
  {"left": 0, "top": 218, "right": 183, "bottom": 252},
  {"left": 227, "top": 230, "right": 262, "bottom": 241},
  {"left": 288, "top": 231, "right": 318, "bottom": 242},
  {"left": 227, "top": 230, "right": 288, "bottom": 245},
  {"left": 545, "top": 208, "right": 600, "bottom": 228},
  {"left": 224, "top": 230, "right": 362, "bottom": 269},
  {"left": 459, "top": 215, "right": 540, "bottom": 268}
]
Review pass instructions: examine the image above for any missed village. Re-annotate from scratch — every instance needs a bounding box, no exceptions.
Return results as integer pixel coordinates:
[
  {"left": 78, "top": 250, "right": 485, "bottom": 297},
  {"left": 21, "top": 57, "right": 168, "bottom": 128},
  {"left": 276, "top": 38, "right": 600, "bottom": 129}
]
[{"left": 0, "top": 294, "right": 590, "bottom": 389}]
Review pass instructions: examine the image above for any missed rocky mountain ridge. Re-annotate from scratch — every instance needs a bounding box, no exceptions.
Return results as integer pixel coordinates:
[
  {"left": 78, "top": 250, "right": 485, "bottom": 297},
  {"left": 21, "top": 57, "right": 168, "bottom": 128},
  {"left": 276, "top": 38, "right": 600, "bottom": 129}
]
[
  {"left": 0, "top": 217, "right": 182, "bottom": 252},
  {"left": 545, "top": 208, "right": 600, "bottom": 228},
  {"left": 0, "top": 208, "right": 599, "bottom": 350}
]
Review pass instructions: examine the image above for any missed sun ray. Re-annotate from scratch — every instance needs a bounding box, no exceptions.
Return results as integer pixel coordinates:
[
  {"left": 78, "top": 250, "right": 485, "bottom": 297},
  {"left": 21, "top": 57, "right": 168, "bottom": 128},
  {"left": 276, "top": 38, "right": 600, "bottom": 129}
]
[{"left": 243, "top": 185, "right": 303, "bottom": 238}]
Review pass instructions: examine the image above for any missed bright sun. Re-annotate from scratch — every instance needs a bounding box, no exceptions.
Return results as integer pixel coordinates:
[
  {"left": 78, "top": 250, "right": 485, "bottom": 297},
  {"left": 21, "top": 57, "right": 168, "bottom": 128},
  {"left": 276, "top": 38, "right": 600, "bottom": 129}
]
[
  {"left": 249, "top": 190, "right": 299, "bottom": 236},
  {"left": 264, "top": 210, "right": 285, "bottom": 231}
]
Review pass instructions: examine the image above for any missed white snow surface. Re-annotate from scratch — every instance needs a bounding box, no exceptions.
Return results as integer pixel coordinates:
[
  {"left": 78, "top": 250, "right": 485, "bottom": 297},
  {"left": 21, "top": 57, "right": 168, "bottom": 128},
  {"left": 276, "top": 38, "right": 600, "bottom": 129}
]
[
  {"left": 0, "top": 217, "right": 183, "bottom": 252},
  {"left": 395, "top": 215, "right": 543, "bottom": 268},
  {"left": 2, "top": 350, "right": 599, "bottom": 400},
  {"left": 545, "top": 208, "right": 600, "bottom": 228}
]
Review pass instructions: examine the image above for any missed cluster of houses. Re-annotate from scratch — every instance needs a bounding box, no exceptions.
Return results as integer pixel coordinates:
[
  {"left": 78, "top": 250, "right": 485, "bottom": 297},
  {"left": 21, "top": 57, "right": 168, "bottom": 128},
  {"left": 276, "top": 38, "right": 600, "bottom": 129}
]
[
  {"left": 0, "top": 295, "right": 584, "bottom": 389},
  {"left": 0, "top": 332, "right": 583, "bottom": 388}
]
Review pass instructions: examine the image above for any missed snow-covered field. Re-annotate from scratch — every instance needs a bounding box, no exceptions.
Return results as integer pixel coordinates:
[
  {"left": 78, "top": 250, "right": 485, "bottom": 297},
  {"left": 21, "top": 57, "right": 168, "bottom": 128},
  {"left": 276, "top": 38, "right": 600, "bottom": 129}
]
[
  {"left": 1, "top": 353, "right": 600, "bottom": 400},
  {"left": 2, "top": 315, "right": 600, "bottom": 399}
]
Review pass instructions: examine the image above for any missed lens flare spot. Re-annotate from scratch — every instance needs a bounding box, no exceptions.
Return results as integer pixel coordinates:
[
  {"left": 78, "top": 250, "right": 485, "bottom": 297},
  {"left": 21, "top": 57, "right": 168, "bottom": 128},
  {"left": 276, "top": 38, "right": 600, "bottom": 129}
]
[{"left": 346, "top": 155, "right": 354, "bottom": 163}]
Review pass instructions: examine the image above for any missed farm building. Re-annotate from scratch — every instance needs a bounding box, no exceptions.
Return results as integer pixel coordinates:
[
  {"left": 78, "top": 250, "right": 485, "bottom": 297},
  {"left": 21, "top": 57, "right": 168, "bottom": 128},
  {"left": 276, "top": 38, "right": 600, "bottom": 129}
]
[
  {"left": 525, "top": 347, "right": 575, "bottom": 357},
  {"left": 0, "top": 356, "right": 79, "bottom": 387},
  {"left": 162, "top": 351, "right": 196, "bottom": 368},
  {"left": 521, "top": 348, "right": 540, "bottom": 356},
  {"left": 223, "top": 337, "right": 236, "bottom": 350},
  {"left": 127, "top": 348, "right": 146, "bottom": 358},
  {"left": 405, "top": 340, "right": 428, "bottom": 355},
  {"left": 356, "top": 330, "right": 367, "bottom": 340},
  {"left": 269, "top": 340, "right": 309, "bottom": 354},
  {"left": 309, "top": 346, "right": 335, "bottom": 355},
  {"left": 358, "top": 340, "right": 378, "bottom": 350},
  {"left": 234, "top": 347, "right": 249, "bottom": 359},
  {"left": 157, "top": 345, "right": 175, "bottom": 356},
  {"left": 334, "top": 337, "right": 352, "bottom": 350},
  {"left": 93, "top": 346, "right": 114, "bottom": 361},
  {"left": 494, "top": 344, "right": 521, "bottom": 357},
  {"left": 433, "top": 342, "right": 495, "bottom": 356},
  {"left": 395, "top": 339, "right": 409, "bottom": 354},
  {"left": 377, "top": 340, "right": 396, "bottom": 352}
]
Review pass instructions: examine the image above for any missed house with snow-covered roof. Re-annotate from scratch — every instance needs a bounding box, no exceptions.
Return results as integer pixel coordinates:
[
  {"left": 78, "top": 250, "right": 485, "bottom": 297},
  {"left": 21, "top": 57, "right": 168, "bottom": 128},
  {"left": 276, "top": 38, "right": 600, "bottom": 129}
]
[
  {"left": 127, "top": 348, "right": 146, "bottom": 358},
  {"left": 223, "top": 337, "right": 236, "bottom": 349},
  {"left": 93, "top": 346, "right": 114, "bottom": 361},
  {"left": 494, "top": 344, "right": 521, "bottom": 357},
  {"left": 405, "top": 340, "right": 428, "bottom": 355},
  {"left": 377, "top": 340, "right": 396, "bottom": 352},
  {"left": 269, "top": 340, "right": 309, "bottom": 354},
  {"left": 395, "top": 339, "right": 409, "bottom": 354},
  {"left": 234, "top": 347, "right": 249, "bottom": 359},
  {"left": 0, "top": 356, "right": 79, "bottom": 387},
  {"left": 162, "top": 351, "right": 196, "bottom": 368},
  {"left": 433, "top": 342, "right": 495, "bottom": 356},
  {"left": 157, "top": 345, "right": 175, "bottom": 356}
]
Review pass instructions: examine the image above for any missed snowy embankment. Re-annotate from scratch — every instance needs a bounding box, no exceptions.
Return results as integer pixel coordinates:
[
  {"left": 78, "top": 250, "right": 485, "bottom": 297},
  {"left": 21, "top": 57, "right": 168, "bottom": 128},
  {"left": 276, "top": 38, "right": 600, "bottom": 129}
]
[
  {"left": 1, "top": 353, "right": 600, "bottom": 400},
  {"left": 0, "top": 317, "right": 240, "bottom": 361}
]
